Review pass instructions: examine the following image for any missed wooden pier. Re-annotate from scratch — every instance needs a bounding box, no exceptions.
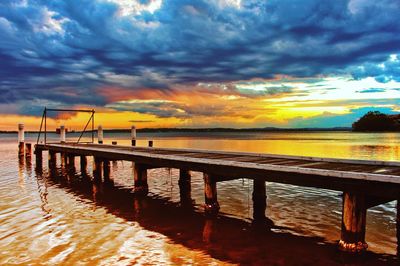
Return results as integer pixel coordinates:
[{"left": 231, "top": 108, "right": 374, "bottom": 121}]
[{"left": 34, "top": 142, "right": 400, "bottom": 253}]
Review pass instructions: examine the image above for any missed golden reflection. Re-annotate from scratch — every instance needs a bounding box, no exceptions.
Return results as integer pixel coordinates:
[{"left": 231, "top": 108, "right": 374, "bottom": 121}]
[
  {"left": 35, "top": 171, "right": 51, "bottom": 216},
  {"left": 149, "top": 133, "right": 400, "bottom": 161},
  {"left": 18, "top": 155, "right": 25, "bottom": 190},
  {"left": 25, "top": 155, "right": 32, "bottom": 177}
]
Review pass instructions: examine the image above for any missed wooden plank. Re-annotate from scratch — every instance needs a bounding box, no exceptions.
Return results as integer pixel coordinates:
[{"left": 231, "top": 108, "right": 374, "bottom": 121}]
[
  {"left": 40, "top": 143, "right": 400, "bottom": 184},
  {"left": 255, "top": 158, "right": 303, "bottom": 164},
  {"left": 270, "top": 160, "right": 321, "bottom": 167},
  {"left": 290, "top": 161, "right": 328, "bottom": 168},
  {"left": 35, "top": 143, "right": 400, "bottom": 198},
  {"left": 64, "top": 143, "right": 400, "bottom": 167}
]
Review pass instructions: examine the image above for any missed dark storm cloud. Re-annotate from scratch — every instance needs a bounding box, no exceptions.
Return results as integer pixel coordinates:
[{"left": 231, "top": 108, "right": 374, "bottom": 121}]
[{"left": 0, "top": 0, "right": 400, "bottom": 115}]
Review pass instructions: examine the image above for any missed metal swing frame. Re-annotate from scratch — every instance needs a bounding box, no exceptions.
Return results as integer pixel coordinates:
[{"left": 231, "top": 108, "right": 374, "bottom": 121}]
[{"left": 36, "top": 107, "right": 95, "bottom": 145}]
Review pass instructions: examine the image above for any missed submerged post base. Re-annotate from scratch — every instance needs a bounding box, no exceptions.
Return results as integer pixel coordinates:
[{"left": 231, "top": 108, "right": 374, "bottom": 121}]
[
  {"left": 134, "top": 163, "right": 148, "bottom": 196},
  {"left": 338, "top": 240, "right": 368, "bottom": 253},
  {"left": 204, "top": 173, "right": 219, "bottom": 215},
  {"left": 339, "top": 191, "right": 367, "bottom": 253},
  {"left": 134, "top": 186, "right": 149, "bottom": 196},
  {"left": 204, "top": 202, "right": 220, "bottom": 214}
]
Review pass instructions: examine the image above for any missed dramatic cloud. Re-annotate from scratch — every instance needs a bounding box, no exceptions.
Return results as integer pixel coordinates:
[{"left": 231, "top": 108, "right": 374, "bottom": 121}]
[{"left": 0, "top": 0, "right": 400, "bottom": 128}]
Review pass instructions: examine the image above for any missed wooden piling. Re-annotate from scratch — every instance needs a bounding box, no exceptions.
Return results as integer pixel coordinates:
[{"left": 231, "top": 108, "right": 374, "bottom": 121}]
[
  {"left": 179, "top": 170, "right": 192, "bottom": 207},
  {"left": 98, "top": 125, "right": 103, "bottom": 144},
  {"left": 93, "top": 157, "right": 103, "bottom": 180},
  {"left": 252, "top": 179, "right": 267, "bottom": 222},
  {"left": 148, "top": 140, "right": 153, "bottom": 147},
  {"left": 25, "top": 143, "right": 32, "bottom": 158},
  {"left": 103, "top": 160, "right": 111, "bottom": 180},
  {"left": 48, "top": 150, "right": 57, "bottom": 167},
  {"left": 60, "top": 125, "right": 66, "bottom": 143},
  {"left": 134, "top": 163, "right": 148, "bottom": 195},
  {"left": 338, "top": 191, "right": 368, "bottom": 252},
  {"left": 18, "top": 123, "right": 24, "bottom": 157},
  {"left": 35, "top": 148, "right": 43, "bottom": 167},
  {"left": 80, "top": 156, "right": 87, "bottom": 172},
  {"left": 60, "top": 153, "right": 66, "bottom": 166},
  {"left": 131, "top": 125, "right": 136, "bottom": 146},
  {"left": 204, "top": 173, "right": 219, "bottom": 214},
  {"left": 67, "top": 154, "right": 75, "bottom": 169}
]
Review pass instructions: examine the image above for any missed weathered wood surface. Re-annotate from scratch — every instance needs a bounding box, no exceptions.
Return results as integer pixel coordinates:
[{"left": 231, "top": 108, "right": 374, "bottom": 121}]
[{"left": 35, "top": 143, "right": 400, "bottom": 198}]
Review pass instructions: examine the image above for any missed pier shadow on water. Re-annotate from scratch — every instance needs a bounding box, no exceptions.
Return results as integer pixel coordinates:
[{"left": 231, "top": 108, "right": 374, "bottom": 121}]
[{"left": 28, "top": 158, "right": 398, "bottom": 266}]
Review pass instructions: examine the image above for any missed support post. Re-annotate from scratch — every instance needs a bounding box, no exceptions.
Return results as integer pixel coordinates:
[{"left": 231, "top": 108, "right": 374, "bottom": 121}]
[
  {"left": 67, "top": 154, "right": 75, "bottom": 169},
  {"left": 252, "top": 179, "right": 267, "bottom": 223},
  {"left": 60, "top": 125, "right": 66, "bottom": 143},
  {"left": 80, "top": 156, "right": 87, "bottom": 172},
  {"left": 98, "top": 125, "right": 103, "bottom": 144},
  {"left": 60, "top": 153, "right": 67, "bottom": 167},
  {"left": 103, "top": 160, "right": 111, "bottom": 181},
  {"left": 203, "top": 173, "right": 219, "bottom": 214},
  {"left": 25, "top": 143, "right": 32, "bottom": 158},
  {"left": 35, "top": 148, "right": 43, "bottom": 168},
  {"left": 148, "top": 140, "right": 153, "bottom": 147},
  {"left": 131, "top": 125, "right": 136, "bottom": 146},
  {"left": 134, "top": 163, "right": 148, "bottom": 195},
  {"left": 18, "top": 123, "right": 24, "bottom": 157},
  {"left": 339, "top": 191, "right": 368, "bottom": 252},
  {"left": 179, "top": 169, "right": 192, "bottom": 207},
  {"left": 93, "top": 157, "right": 103, "bottom": 180},
  {"left": 48, "top": 150, "right": 57, "bottom": 168}
]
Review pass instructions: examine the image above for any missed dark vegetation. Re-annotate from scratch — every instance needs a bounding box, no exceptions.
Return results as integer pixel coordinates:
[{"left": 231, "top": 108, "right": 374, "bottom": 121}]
[{"left": 352, "top": 111, "right": 400, "bottom": 132}]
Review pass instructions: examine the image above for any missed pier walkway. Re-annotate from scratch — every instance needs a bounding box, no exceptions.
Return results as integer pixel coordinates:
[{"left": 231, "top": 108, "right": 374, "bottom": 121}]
[{"left": 34, "top": 142, "right": 400, "bottom": 253}]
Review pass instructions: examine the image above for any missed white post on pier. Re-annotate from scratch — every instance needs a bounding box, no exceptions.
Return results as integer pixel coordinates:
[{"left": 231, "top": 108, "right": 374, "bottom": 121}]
[
  {"left": 131, "top": 125, "right": 136, "bottom": 146},
  {"left": 18, "top": 123, "right": 24, "bottom": 156},
  {"left": 60, "top": 125, "right": 66, "bottom": 143},
  {"left": 98, "top": 125, "right": 103, "bottom": 144}
]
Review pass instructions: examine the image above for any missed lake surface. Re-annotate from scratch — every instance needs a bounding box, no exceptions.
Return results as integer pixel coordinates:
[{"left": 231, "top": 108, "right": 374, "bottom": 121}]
[{"left": 1, "top": 131, "right": 399, "bottom": 265}]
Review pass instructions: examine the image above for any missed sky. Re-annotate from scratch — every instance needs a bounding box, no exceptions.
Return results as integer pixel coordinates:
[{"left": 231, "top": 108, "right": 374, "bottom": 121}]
[{"left": 0, "top": 0, "right": 400, "bottom": 130}]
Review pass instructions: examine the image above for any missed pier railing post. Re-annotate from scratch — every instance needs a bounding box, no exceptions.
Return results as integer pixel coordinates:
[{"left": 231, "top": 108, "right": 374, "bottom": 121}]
[
  {"left": 98, "top": 125, "right": 103, "bottom": 144},
  {"left": 131, "top": 125, "right": 136, "bottom": 146},
  {"left": 203, "top": 173, "right": 219, "bottom": 214},
  {"left": 134, "top": 163, "right": 148, "bottom": 195},
  {"left": 60, "top": 125, "right": 66, "bottom": 143},
  {"left": 18, "top": 123, "right": 24, "bottom": 157},
  {"left": 339, "top": 191, "right": 368, "bottom": 252}
]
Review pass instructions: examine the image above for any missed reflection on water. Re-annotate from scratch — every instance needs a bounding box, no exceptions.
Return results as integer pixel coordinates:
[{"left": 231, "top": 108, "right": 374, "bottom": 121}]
[{"left": 1, "top": 132, "right": 400, "bottom": 265}]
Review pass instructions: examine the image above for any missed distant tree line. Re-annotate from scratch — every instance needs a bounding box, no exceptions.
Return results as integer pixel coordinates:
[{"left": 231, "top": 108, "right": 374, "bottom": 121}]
[{"left": 352, "top": 111, "right": 400, "bottom": 132}]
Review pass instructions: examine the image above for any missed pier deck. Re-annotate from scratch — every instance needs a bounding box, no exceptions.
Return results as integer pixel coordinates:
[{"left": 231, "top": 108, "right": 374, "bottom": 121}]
[{"left": 34, "top": 142, "right": 400, "bottom": 253}]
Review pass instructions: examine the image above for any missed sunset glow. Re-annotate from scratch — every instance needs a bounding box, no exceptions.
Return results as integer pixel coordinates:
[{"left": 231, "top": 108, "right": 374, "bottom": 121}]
[{"left": 1, "top": 1, "right": 400, "bottom": 130}]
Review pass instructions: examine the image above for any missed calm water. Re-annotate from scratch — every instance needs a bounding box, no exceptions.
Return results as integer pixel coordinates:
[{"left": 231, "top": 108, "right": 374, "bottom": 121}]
[{"left": 1, "top": 131, "right": 400, "bottom": 265}]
